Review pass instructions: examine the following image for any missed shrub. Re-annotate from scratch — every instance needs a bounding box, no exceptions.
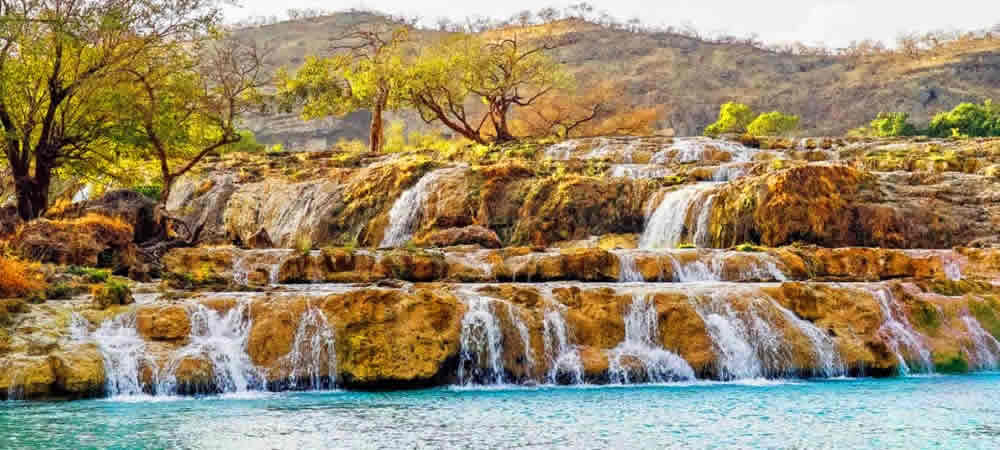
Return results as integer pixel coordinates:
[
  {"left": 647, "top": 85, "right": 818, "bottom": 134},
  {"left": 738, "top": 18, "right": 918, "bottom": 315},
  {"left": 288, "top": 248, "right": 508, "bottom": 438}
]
[
  {"left": 91, "top": 279, "right": 133, "bottom": 309},
  {"left": 746, "top": 111, "right": 800, "bottom": 137},
  {"left": 67, "top": 266, "right": 111, "bottom": 283},
  {"left": 0, "top": 256, "right": 46, "bottom": 298},
  {"left": 867, "top": 112, "right": 918, "bottom": 137},
  {"left": 927, "top": 100, "right": 1000, "bottom": 138},
  {"left": 704, "top": 102, "right": 755, "bottom": 137}
]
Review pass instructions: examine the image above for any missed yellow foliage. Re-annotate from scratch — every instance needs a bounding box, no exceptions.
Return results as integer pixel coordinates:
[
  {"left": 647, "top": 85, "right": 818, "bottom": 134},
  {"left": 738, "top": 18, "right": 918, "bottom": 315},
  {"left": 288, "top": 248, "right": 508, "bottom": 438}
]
[{"left": 0, "top": 256, "right": 46, "bottom": 298}]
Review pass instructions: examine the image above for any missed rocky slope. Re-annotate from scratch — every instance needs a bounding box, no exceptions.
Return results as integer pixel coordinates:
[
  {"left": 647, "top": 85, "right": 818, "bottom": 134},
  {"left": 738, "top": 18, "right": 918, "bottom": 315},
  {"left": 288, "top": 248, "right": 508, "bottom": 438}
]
[
  {"left": 5, "top": 136, "right": 1000, "bottom": 399},
  {"left": 234, "top": 12, "right": 1000, "bottom": 147}
]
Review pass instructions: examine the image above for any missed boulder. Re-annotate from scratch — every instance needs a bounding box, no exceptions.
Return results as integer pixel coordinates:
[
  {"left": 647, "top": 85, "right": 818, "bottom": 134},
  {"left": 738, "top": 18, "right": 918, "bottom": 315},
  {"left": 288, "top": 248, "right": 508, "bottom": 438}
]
[
  {"left": 50, "top": 344, "right": 106, "bottom": 396},
  {"left": 136, "top": 305, "right": 191, "bottom": 340}
]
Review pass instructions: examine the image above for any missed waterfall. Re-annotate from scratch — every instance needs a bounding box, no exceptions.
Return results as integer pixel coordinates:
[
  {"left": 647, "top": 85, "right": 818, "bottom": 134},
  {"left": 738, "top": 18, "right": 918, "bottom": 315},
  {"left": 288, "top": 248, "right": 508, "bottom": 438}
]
[
  {"left": 667, "top": 251, "right": 787, "bottom": 283},
  {"left": 771, "top": 302, "right": 844, "bottom": 377},
  {"left": 962, "top": 316, "right": 1000, "bottom": 370},
  {"left": 693, "top": 194, "right": 716, "bottom": 248},
  {"left": 157, "top": 302, "right": 263, "bottom": 394},
  {"left": 542, "top": 307, "right": 584, "bottom": 384},
  {"left": 380, "top": 167, "right": 460, "bottom": 248},
  {"left": 609, "top": 164, "right": 672, "bottom": 179},
  {"left": 456, "top": 293, "right": 507, "bottom": 385},
  {"left": 607, "top": 295, "right": 696, "bottom": 383},
  {"left": 712, "top": 163, "right": 749, "bottom": 182},
  {"left": 283, "top": 304, "right": 338, "bottom": 390},
  {"left": 639, "top": 183, "right": 718, "bottom": 249},
  {"left": 506, "top": 305, "right": 536, "bottom": 378},
  {"left": 669, "top": 253, "right": 720, "bottom": 282},
  {"left": 692, "top": 294, "right": 801, "bottom": 380},
  {"left": 615, "top": 251, "right": 644, "bottom": 282},
  {"left": 233, "top": 250, "right": 294, "bottom": 286},
  {"left": 868, "top": 287, "right": 934, "bottom": 375},
  {"left": 651, "top": 137, "right": 759, "bottom": 164},
  {"left": 73, "top": 313, "right": 151, "bottom": 397}
]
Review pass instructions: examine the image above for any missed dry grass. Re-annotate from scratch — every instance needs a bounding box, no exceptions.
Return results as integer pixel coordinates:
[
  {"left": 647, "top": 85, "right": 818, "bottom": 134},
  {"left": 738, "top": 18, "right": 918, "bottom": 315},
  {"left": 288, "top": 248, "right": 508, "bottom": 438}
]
[
  {"left": 0, "top": 256, "right": 45, "bottom": 298},
  {"left": 9, "top": 213, "right": 134, "bottom": 266}
]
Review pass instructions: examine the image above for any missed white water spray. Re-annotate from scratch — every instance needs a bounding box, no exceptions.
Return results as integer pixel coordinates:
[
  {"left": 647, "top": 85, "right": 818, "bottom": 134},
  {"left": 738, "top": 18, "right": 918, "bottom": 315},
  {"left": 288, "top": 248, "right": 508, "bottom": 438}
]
[
  {"left": 607, "top": 295, "right": 696, "bottom": 383},
  {"left": 380, "top": 167, "right": 462, "bottom": 248}
]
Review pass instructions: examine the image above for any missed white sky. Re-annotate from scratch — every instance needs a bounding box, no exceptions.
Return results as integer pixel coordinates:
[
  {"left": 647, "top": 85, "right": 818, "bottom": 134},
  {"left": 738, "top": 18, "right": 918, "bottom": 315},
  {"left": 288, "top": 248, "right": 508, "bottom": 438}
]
[{"left": 224, "top": 0, "right": 1000, "bottom": 47}]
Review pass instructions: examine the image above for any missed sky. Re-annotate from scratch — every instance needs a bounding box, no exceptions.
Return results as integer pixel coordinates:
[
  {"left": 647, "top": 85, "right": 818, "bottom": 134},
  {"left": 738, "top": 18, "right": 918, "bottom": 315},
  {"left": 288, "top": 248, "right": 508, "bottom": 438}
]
[{"left": 223, "top": 0, "right": 1000, "bottom": 48}]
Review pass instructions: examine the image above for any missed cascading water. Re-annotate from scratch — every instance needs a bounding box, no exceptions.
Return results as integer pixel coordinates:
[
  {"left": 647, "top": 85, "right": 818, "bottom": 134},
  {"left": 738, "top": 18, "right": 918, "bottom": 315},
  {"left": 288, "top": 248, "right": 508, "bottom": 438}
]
[
  {"left": 692, "top": 293, "right": 805, "bottom": 380},
  {"left": 609, "top": 165, "right": 672, "bottom": 179},
  {"left": 607, "top": 294, "right": 696, "bottom": 383},
  {"left": 456, "top": 293, "right": 508, "bottom": 385},
  {"left": 868, "top": 287, "right": 934, "bottom": 375},
  {"left": 615, "top": 251, "right": 644, "bottom": 282},
  {"left": 380, "top": 167, "right": 462, "bottom": 248},
  {"left": 962, "top": 316, "right": 1000, "bottom": 370},
  {"left": 771, "top": 302, "right": 844, "bottom": 377},
  {"left": 542, "top": 307, "right": 584, "bottom": 384},
  {"left": 283, "top": 304, "right": 338, "bottom": 390},
  {"left": 506, "top": 305, "right": 536, "bottom": 378},
  {"left": 693, "top": 194, "right": 716, "bottom": 248},
  {"left": 233, "top": 249, "right": 294, "bottom": 286},
  {"left": 72, "top": 313, "right": 150, "bottom": 397},
  {"left": 157, "top": 302, "right": 263, "bottom": 394},
  {"left": 667, "top": 251, "right": 787, "bottom": 282},
  {"left": 651, "top": 137, "right": 759, "bottom": 164},
  {"left": 639, "top": 183, "right": 718, "bottom": 249}
]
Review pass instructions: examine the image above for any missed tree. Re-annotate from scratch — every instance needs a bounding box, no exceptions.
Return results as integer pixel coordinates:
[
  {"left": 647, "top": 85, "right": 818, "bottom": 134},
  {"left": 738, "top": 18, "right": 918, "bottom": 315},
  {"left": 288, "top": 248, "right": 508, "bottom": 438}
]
[
  {"left": 278, "top": 21, "right": 410, "bottom": 152},
  {"left": 746, "top": 111, "right": 800, "bottom": 136},
  {"left": 0, "top": 0, "right": 221, "bottom": 220},
  {"left": 407, "top": 34, "right": 567, "bottom": 144},
  {"left": 511, "top": 81, "right": 661, "bottom": 138},
  {"left": 117, "top": 37, "right": 268, "bottom": 206},
  {"left": 927, "top": 100, "right": 1000, "bottom": 137},
  {"left": 704, "top": 102, "right": 756, "bottom": 137},
  {"left": 868, "top": 112, "right": 917, "bottom": 137}
]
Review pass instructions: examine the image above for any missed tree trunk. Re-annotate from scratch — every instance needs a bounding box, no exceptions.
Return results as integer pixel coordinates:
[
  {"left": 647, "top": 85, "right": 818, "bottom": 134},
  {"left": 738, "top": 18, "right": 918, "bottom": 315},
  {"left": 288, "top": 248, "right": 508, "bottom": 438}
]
[
  {"left": 369, "top": 101, "right": 385, "bottom": 153},
  {"left": 12, "top": 164, "right": 52, "bottom": 221}
]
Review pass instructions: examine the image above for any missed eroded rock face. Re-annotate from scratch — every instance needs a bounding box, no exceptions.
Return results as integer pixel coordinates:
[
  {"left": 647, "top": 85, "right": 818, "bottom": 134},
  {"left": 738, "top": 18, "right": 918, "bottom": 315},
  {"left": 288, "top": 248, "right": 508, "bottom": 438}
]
[{"left": 703, "top": 164, "right": 1000, "bottom": 248}]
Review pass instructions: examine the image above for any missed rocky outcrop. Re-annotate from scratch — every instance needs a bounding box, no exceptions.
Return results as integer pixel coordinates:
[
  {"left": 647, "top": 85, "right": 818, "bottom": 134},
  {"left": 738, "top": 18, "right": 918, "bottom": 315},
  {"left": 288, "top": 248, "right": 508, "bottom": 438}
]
[{"left": 702, "top": 164, "right": 1000, "bottom": 248}]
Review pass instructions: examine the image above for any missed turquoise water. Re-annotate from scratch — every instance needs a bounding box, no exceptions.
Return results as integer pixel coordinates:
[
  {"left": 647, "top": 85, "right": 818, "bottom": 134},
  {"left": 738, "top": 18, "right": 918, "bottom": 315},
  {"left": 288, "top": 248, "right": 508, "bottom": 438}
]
[{"left": 3, "top": 375, "right": 1000, "bottom": 449}]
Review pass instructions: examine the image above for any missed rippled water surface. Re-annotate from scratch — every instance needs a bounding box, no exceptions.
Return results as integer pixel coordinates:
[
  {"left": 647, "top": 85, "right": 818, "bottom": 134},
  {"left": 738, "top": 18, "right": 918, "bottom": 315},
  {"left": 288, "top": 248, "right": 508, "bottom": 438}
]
[{"left": 3, "top": 375, "right": 1000, "bottom": 449}]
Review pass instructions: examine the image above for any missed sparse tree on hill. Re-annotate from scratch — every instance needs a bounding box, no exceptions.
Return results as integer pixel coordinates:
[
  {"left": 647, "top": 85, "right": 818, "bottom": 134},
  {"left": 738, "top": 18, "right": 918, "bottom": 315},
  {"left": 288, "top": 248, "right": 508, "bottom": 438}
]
[
  {"left": 278, "top": 21, "right": 411, "bottom": 152},
  {"left": 407, "top": 34, "right": 567, "bottom": 144}
]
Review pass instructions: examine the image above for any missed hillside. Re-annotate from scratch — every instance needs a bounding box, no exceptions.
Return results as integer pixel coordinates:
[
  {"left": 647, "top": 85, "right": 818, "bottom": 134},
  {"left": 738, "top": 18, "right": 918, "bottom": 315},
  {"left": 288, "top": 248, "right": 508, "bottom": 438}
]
[{"left": 236, "top": 11, "right": 1000, "bottom": 149}]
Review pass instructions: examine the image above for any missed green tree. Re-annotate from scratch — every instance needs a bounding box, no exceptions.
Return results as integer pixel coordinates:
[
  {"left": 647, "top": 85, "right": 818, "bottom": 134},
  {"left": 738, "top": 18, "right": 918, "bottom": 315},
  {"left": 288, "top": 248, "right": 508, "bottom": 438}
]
[
  {"left": 0, "top": 0, "right": 220, "bottom": 220},
  {"left": 868, "top": 112, "right": 917, "bottom": 137},
  {"left": 746, "top": 111, "right": 800, "bottom": 136},
  {"left": 407, "top": 34, "right": 568, "bottom": 144},
  {"left": 927, "top": 100, "right": 1000, "bottom": 138},
  {"left": 278, "top": 22, "right": 411, "bottom": 153},
  {"left": 704, "top": 102, "right": 756, "bottom": 137},
  {"left": 116, "top": 37, "right": 268, "bottom": 206}
]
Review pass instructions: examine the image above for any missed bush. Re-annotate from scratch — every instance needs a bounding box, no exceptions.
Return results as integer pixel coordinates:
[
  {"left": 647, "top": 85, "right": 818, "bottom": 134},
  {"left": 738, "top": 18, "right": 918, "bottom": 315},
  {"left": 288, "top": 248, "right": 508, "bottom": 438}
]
[
  {"left": 91, "top": 279, "right": 133, "bottom": 309},
  {"left": 0, "top": 256, "right": 46, "bottom": 298},
  {"left": 704, "top": 102, "right": 756, "bottom": 137},
  {"left": 927, "top": 100, "right": 1000, "bottom": 138},
  {"left": 867, "top": 112, "right": 918, "bottom": 137},
  {"left": 67, "top": 266, "right": 111, "bottom": 283},
  {"left": 746, "top": 111, "right": 800, "bottom": 137}
]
